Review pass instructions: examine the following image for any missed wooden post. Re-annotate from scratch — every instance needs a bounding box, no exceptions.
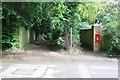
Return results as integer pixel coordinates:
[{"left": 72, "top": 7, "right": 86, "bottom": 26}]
[{"left": 92, "top": 24, "right": 101, "bottom": 52}]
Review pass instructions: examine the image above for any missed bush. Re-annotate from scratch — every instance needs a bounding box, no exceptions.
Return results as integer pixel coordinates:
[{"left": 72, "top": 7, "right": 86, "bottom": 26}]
[{"left": 2, "top": 26, "right": 19, "bottom": 50}]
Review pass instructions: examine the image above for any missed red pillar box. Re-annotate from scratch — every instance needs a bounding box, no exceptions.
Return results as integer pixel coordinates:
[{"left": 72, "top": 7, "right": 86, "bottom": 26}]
[{"left": 95, "top": 33, "right": 100, "bottom": 42}]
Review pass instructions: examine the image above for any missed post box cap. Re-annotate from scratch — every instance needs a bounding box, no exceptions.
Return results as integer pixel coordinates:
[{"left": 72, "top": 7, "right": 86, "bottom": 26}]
[{"left": 93, "top": 24, "right": 100, "bottom": 27}]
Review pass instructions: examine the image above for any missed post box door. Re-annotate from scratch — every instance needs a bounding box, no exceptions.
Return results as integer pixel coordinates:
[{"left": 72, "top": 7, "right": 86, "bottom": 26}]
[{"left": 95, "top": 33, "right": 100, "bottom": 42}]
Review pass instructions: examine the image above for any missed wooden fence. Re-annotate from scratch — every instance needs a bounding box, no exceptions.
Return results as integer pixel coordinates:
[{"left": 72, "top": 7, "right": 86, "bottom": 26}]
[{"left": 80, "top": 29, "right": 111, "bottom": 50}]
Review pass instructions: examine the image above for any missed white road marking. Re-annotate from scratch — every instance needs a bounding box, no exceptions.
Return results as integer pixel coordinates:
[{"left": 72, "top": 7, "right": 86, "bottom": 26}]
[
  {"left": 0, "top": 64, "right": 47, "bottom": 78},
  {"left": 0, "top": 66, "right": 2, "bottom": 69},
  {"left": 78, "top": 64, "right": 91, "bottom": 78}
]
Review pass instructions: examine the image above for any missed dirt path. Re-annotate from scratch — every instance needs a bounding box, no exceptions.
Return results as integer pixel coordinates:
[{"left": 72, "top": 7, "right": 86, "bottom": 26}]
[{"left": 2, "top": 40, "right": 117, "bottom": 63}]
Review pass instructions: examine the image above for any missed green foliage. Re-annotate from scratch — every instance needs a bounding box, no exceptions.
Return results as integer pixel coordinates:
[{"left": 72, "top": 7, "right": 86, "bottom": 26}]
[
  {"left": 2, "top": 2, "right": 108, "bottom": 50},
  {"left": 76, "top": 2, "right": 99, "bottom": 23},
  {"left": 70, "top": 52, "right": 78, "bottom": 55},
  {"left": 56, "top": 37, "right": 64, "bottom": 45},
  {"left": 45, "top": 2, "right": 102, "bottom": 47},
  {"left": 97, "top": 2, "right": 120, "bottom": 57},
  {"left": 101, "top": 51, "right": 120, "bottom": 59},
  {"left": 110, "top": 30, "right": 120, "bottom": 52},
  {"left": 2, "top": 26, "right": 19, "bottom": 50},
  {"left": 2, "top": 2, "right": 43, "bottom": 50}
]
